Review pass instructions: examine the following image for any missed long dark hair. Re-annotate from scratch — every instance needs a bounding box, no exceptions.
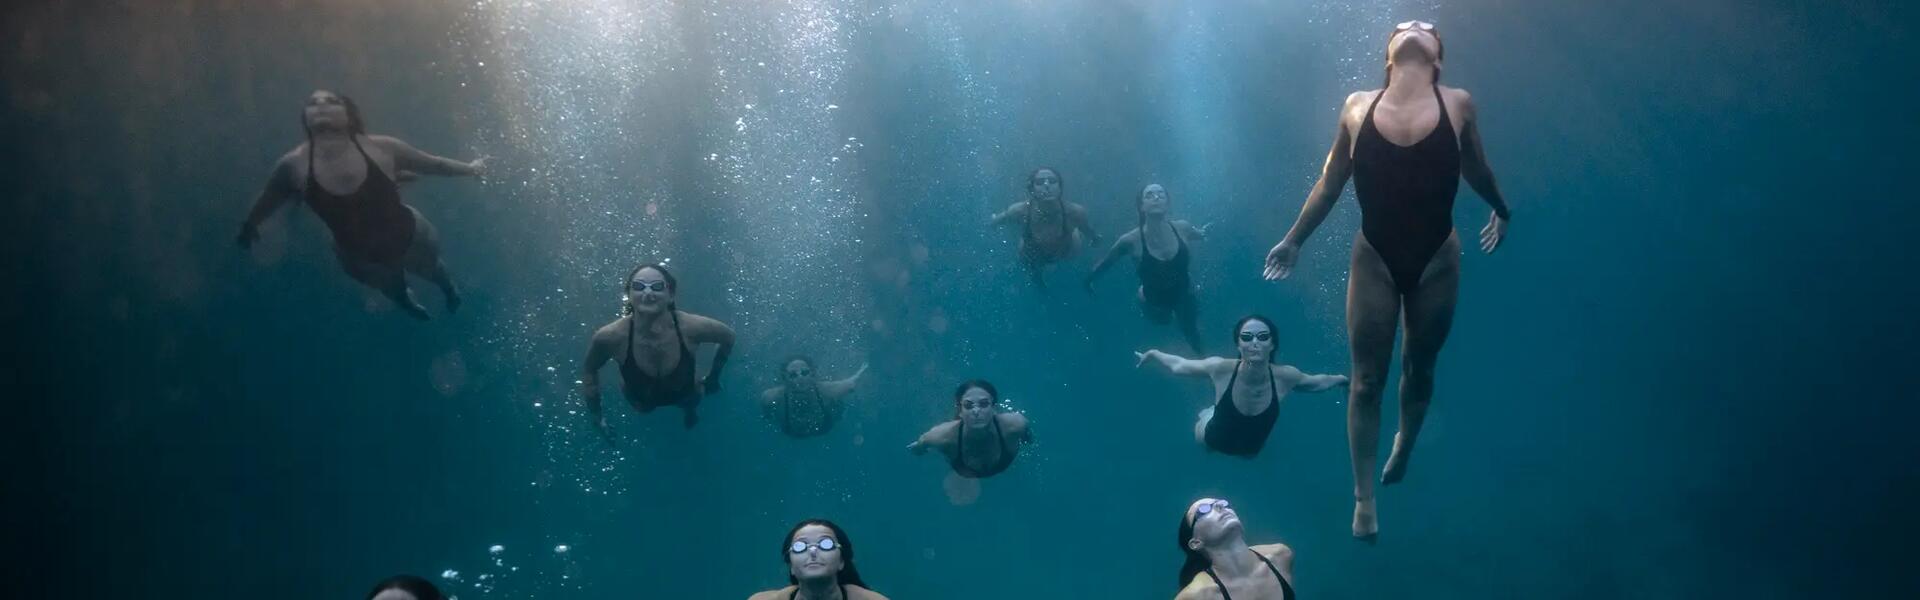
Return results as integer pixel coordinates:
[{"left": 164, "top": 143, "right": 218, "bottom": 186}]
[
  {"left": 1175, "top": 505, "right": 1210, "bottom": 590},
  {"left": 783, "top": 518, "right": 869, "bottom": 589},
  {"left": 622, "top": 263, "right": 679, "bottom": 317},
  {"left": 1382, "top": 24, "right": 1445, "bottom": 87},
  {"left": 1231, "top": 314, "right": 1278, "bottom": 359},
  {"left": 365, "top": 575, "right": 444, "bottom": 600},
  {"left": 952, "top": 379, "right": 998, "bottom": 418}
]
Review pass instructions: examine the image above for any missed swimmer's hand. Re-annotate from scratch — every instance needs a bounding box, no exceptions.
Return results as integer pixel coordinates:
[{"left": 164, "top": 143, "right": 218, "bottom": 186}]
[
  {"left": 702, "top": 374, "right": 722, "bottom": 395},
  {"left": 907, "top": 440, "right": 928, "bottom": 455},
  {"left": 1479, "top": 213, "right": 1507, "bottom": 254},
  {"left": 1134, "top": 350, "right": 1154, "bottom": 368},
  {"left": 467, "top": 156, "right": 490, "bottom": 177},
  {"left": 595, "top": 415, "right": 616, "bottom": 447},
  {"left": 1081, "top": 277, "right": 1095, "bottom": 295},
  {"left": 235, "top": 223, "right": 259, "bottom": 249},
  {"left": 1263, "top": 241, "right": 1299, "bottom": 281}
]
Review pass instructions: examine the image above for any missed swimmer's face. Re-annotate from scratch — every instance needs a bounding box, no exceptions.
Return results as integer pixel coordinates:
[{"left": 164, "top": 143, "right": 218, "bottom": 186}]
[
  {"left": 1236, "top": 319, "right": 1274, "bottom": 360},
  {"left": 1185, "top": 498, "right": 1242, "bottom": 549},
  {"left": 786, "top": 524, "right": 844, "bottom": 582},
  {"left": 628, "top": 267, "right": 674, "bottom": 314},
  {"left": 784, "top": 359, "right": 816, "bottom": 387},
  {"left": 1387, "top": 21, "right": 1442, "bottom": 64},
  {"left": 1140, "top": 184, "right": 1169, "bottom": 217},
  {"left": 370, "top": 591, "right": 418, "bottom": 600},
  {"left": 304, "top": 90, "right": 349, "bottom": 131},
  {"left": 1028, "top": 169, "right": 1061, "bottom": 201},
  {"left": 958, "top": 386, "right": 995, "bottom": 428}
]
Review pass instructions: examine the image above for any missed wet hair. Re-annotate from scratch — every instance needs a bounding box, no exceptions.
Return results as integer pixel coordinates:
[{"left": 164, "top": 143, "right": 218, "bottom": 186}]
[
  {"left": 301, "top": 90, "right": 367, "bottom": 138},
  {"left": 365, "top": 575, "right": 445, "bottom": 600},
  {"left": 1231, "top": 314, "right": 1279, "bottom": 358},
  {"left": 783, "top": 518, "right": 869, "bottom": 588},
  {"left": 1136, "top": 183, "right": 1172, "bottom": 232},
  {"left": 1175, "top": 504, "right": 1210, "bottom": 590},
  {"left": 779, "top": 355, "right": 817, "bottom": 379},
  {"left": 1027, "top": 167, "right": 1065, "bottom": 203},
  {"left": 1383, "top": 24, "right": 1445, "bottom": 87},
  {"left": 952, "top": 379, "right": 999, "bottom": 418},
  {"left": 621, "top": 263, "right": 678, "bottom": 317}
]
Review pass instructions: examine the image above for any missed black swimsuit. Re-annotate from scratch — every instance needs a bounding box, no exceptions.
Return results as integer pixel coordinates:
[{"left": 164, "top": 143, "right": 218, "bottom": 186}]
[
  {"left": 786, "top": 584, "right": 849, "bottom": 600},
  {"left": 304, "top": 136, "right": 415, "bottom": 264},
  {"left": 1020, "top": 201, "right": 1073, "bottom": 263},
  {"left": 1203, "top": 549, "right": 1296, "bottom": 600},
  {"left": 1202, "top": 362, "right": 1280, "bottom": 458},
  {"left": 950, "top": 416, "right": 1016, "bottom": 478},
  {"left": 780, "top": 387, "right": 834, "bottom": 438},
  {"left": 619, "top": 311, "right": 698, "bottom": 411},
  {"left": 1352, "top": 83, "right": 1461, "bottom": 295},
  {"left": 1137, "top": 221, "right": 1192, "bottom": 313}
]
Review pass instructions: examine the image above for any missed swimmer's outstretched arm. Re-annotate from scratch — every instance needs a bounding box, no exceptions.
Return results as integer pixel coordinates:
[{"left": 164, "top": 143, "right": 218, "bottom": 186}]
[
  {"left": 1454, "top": 92, "right": 1511, "bottom": 254},
  {"left": 580, "top": 326, "right": 619, "bottom": 444},
  {"left": 1177, "top": 220, "right": 1210, "bottom": 242},
  {"left": 989, "top": 202, "right": 1028, "bottom": 226},
  {"left": 1277, "top": 364, "right": 1349, "bottom": 392},
  {"left": 236, "top": 156, "right": 297, "bottom": 248},
  {"left": 1266, "top": 92, "right": 1364, "bottom": 280},
  {"left": 371, "top": 135, "right": 486, "bottom": 178},
  {"left": 1083, "top": 229, "right": 1140, "bottom": 291},
  {"left": 907, "top": 422, "right": 957, "bottom": 455},
  {"left": 1135, "top": 349, "right": 1220, "bottom": 377},
  {"left": 684, "top": 314, "right": 736, "bottom": 394},
  {"left": 822, "top": 363, "right": 868, "bottom": 399}
]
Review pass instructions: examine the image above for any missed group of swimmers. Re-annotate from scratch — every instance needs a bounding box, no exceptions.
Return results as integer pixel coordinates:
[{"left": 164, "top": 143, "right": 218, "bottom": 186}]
[{"left": 249, "top": 20, "right": 1511, "bottom": 599}]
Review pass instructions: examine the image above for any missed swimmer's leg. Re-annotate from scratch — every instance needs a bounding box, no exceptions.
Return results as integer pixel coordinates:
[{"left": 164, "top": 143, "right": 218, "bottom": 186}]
[
  {"left": 1193, "top": 407, "right": 1215, "bottom": 447},
  {"left": 1347, "top": 234, "right": 1400, "bottom": 539},
  {"left": 341, "top": 251, "right": 428, "bottom": 320},
  {"left": 681, "top": 393, "right": 702, "bottom": 429},
  {"left": 402, "top": 207, "right": 460, "bottom": 313},
  {"left": 1384, "top": 235, "right": 1461, "bottom": 486},
  {"left": 1175, "top": 293, "right": 1205, "bottom": 355}
]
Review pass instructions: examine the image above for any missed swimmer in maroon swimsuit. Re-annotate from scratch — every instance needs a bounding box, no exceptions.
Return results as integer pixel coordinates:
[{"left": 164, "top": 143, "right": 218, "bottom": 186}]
[
  {"left": 237, "top": 90, "right": 487, "bottom": 320},
  {"left": 1261, "top": 21, "right": 1514, "bottom": 540}
]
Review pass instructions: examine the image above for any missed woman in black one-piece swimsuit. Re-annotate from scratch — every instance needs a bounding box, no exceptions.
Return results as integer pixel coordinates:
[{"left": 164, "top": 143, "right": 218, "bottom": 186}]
[
  {"left": 1261, "top": 21, "right": 1515, "bottom": 539},
  {"left": 237, "top": 90, "right": 487, "bottom": 320}
]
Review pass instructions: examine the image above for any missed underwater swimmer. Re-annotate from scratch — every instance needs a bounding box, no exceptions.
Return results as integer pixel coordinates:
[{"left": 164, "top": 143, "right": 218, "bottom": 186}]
[
  {"left": 581, "top": 263, "right": 736, "bottom": 441},
  {"left": 1086, "top": 182, "right": 1211, "bottom": 354},
  {"left": 1174, "top": 498, "right": 1297, "bottom": 600},
  {"left": 1136, "top": 316, "right": 1347, "bottom": 458},
  {"left": 236, "top": 90, "right": 486, "bottom": 320},
  {"left": 906, "top": 379, "right": 1032, "bottom": 479},
  {"left": 748, "top": 519, "right": 890, "bottom": 600},
  {"left": 762, "top": 357, "right": 868, "bottom": 438},
  {"left": 989, "top": 167, "right": 1100, "bottom": 289},
  {"left": 1260, "top": 20, "right": 1514, "bottom": 540}
]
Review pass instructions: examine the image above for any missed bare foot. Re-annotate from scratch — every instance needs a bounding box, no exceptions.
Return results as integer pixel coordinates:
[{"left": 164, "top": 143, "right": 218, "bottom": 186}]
[
  {"left": 398, "top": 298, "right": 430, "bottom": 321},
  {"left": 1353, "top": 497, "right": 1378, "bottom": 541},
  {"left": 444, "top": 286, "right": 462, "bottom": 314},
  {"left": 683, "top": 406, "right": 699, "bottom": 429},
  {"left": 1382, "top": 432, "right": 1412, "bottom": 485}
]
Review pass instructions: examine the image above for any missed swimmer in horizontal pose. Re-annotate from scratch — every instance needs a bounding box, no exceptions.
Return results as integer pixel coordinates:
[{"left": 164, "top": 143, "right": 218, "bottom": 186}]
[
  {"left": 761, "top": 357, "right": 868, "bottom": 438},
  {"left": 237, "top": 90, "right": 486, "bottom": 319},
  {"left": 990, "top": 167, "right": 1099, "bottom": 289},
  {"left": 581, "top": 263, "right": 736, "bottom": 441},
  {"left": 907, "top": 379, "right": 1032, "bottom": 478},
  {"left": 1136, "top": 315, "right": 1347, "bottom": 458}
]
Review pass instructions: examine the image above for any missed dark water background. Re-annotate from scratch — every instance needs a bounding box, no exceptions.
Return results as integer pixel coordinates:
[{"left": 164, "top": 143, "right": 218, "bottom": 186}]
[{"left": 5, "top": 0, "right": 1916, "bottom": 598}]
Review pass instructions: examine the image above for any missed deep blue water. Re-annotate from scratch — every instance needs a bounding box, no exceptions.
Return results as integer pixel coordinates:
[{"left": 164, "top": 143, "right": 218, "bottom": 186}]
[{"left": 5, "top": 1, "right": 1916, "bottom": 598}]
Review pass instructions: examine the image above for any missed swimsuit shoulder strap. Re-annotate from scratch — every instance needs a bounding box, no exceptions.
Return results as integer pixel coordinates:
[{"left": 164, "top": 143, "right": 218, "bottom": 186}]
[
  {"left": 1252, "top": 549, "right": 1294, "bottom": 600},
  {"left": 1204, "top": 567, "right": 1234, "bottom": 600}
]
